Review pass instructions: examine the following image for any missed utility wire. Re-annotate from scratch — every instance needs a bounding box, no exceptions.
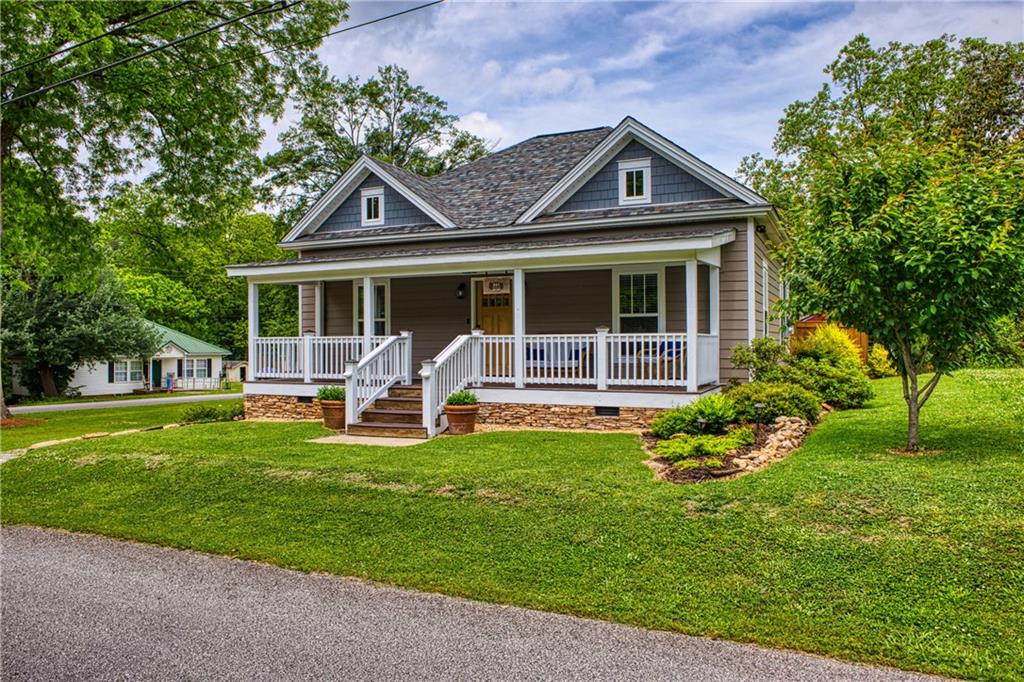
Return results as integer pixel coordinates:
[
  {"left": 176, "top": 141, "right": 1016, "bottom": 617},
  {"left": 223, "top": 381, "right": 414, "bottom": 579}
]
[
  {"left": 140, "top": 0, "right": 446, "bottom": 91},
  {"left": 2, "top": 1, "right": 195, "bottom": 77},
  {"left": 2, "top": 1, "right": 297, "bottom": 107}
]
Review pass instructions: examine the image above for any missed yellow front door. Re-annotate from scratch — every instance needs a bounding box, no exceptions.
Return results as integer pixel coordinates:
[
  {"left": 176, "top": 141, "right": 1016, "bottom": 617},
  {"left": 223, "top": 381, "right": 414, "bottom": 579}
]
[{"left": 475, "top": 280, "right": 513, "bottom": 335}]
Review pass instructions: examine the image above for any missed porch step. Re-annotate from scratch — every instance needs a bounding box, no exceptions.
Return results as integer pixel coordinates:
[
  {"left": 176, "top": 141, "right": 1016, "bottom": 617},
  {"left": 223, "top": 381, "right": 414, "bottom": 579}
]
[
  {"left": 360, "top": 408, "right": 422, "bottom": 425},
  {"left": 372, "top": 396, "right": 423, "bottom": 410},
  {"left": 388, "top": 385, "right": 423, "bottom": 398},
  {"left": 347, "top": 422, "right": 428, "bottom": 439}
]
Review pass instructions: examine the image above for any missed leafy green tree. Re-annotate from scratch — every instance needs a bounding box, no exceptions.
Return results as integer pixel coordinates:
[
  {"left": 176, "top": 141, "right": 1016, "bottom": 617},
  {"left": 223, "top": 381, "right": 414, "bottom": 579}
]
[
  {"left": 2, "top": 273, "right": 159, "bottom": 397},
  {"left": 264, "top": 63, "right": 490, "bottom": 219},
  {"left": 98, "top": 184, "right": 296, "bottom": 356},
  {"left": 741, "top": 35, "right": 1024, "bottom": 450}
]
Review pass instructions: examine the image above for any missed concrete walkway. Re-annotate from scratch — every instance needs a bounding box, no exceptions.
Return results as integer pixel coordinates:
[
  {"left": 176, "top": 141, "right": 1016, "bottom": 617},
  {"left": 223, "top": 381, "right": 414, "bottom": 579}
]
[
  {"left": 2, "top": 526, "right": 941, "bottom": 681},
  {"left": 10, "top": 392, "right": 241, "bottom": 414}
]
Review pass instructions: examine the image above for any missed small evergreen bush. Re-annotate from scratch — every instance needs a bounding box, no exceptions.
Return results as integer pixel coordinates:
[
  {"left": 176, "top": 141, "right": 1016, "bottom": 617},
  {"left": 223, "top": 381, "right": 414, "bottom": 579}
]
[
  {"left": 181, "top": 400, "right": 244, "bottom": 424},
  {"left": 792, "top": 323, "right": 864, "bottom": 366},
  {"left": 445, "top": 390, "right": 478, "bottom": 406},
  {"left": 654, "top": 427, "right": 755, "bottom": 463},
  {"left": 316, "top": 385, "right": 346, "bottom": 401},
  {"left": 726, "top": 381, "right": 821, "bottom": 424},
  {"left": 650, "top": 394, "right": 737, "bottom": 439},
  {"left": 866, "top": 344, "right": 898, "bottom": 378}
]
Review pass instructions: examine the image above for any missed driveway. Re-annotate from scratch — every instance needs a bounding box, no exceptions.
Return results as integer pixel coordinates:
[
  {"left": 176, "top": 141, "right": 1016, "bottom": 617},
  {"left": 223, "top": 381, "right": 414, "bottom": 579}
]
[
  {"left": 10, "top": 392, "right": 240, "bottom": 414},
  {"left": 1, "top": 526, "right": 942, "bottom": 682}
]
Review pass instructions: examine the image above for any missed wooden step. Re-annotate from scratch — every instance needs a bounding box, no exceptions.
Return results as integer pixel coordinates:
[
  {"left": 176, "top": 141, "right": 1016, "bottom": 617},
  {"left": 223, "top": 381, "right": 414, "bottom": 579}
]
[
  {"left": 360, "top": 408, "right": 422, "bottom": 425},
  {"left": 347, "top": 422, "right": 428, "bottom": 439},
  {"left": 373, "top": 396, "right": 423, "bottom": 410},
  {"left": 388, "top": 385, "right": 423, "bottom": 398}
]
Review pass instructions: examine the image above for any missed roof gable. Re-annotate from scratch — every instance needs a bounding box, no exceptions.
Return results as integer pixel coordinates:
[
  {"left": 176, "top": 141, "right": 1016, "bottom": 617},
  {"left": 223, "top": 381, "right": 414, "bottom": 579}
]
[
  {"left": 282, "top": 156, "right": 456, "bottom": 242},
  {"left": 516, "top": 117, "right": 766, "bottom": 224},
  {"left": 145, "top": 320, "right": 230, "bottom": 356},
  {"left": 555, "top": 139, "right": 725, "bottom": 213},
  {"left": 315, "top": 174, "right": 435, "bottom": 233}
]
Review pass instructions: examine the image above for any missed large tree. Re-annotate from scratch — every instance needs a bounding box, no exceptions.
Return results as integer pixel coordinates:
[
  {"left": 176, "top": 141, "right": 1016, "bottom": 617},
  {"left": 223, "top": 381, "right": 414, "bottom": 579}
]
[
  {"left": 2, "top": 272, "right": 159, "bottom": 397},
  {"left": 263, "top": 63, "right": 490, "bottom": 220},
  {"left": 740, "top": 35, "right": 1024, "bottom": 450}
]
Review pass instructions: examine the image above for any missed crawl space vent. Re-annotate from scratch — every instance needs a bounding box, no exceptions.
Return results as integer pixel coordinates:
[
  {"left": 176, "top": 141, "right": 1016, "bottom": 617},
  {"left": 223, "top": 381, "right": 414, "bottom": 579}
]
[{"left": 594, "top": 406, "right": 620, "bottom": 417}]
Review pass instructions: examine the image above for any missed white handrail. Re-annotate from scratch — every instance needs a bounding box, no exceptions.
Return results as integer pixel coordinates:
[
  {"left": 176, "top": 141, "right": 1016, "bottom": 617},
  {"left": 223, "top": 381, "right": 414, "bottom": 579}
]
[
  {"left": 420, "top": 333, "right": 478, "bottom": 437},
  {"left": 344, "top": 332, "right": 412, "bottom": 425}
]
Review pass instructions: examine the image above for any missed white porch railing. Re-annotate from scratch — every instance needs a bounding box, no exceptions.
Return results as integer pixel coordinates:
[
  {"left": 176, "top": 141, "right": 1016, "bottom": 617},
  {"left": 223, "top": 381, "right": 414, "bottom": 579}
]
[
  {"left": 252, "top": 337, "right": 304, "bottom": 379},
  {"left": 172, "top": 377, "right": 222, "bottom": 391},
  {"left": 697, "top": 333, "right": 720, "bottom": 386},
  {"left": 420, "top": 333, "right": 477, "bottom": 437},
  {"left": 606, "top": 333, "right": 687, "bottom": 388},
  {"left": 252, "top": 335, "right": 386, "bottom": 381},
  {"left": 344, "top": 332, "right": 413, "bottom": 424}
]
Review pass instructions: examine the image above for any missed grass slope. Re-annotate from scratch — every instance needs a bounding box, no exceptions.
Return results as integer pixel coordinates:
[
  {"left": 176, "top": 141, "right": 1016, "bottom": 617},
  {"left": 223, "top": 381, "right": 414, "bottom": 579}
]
[
  {"left": 0, "top": 399, "right": 242, "bottom": 450},
  {"left": 2, "top": 371, "right": 1022, "bottom": 680}
]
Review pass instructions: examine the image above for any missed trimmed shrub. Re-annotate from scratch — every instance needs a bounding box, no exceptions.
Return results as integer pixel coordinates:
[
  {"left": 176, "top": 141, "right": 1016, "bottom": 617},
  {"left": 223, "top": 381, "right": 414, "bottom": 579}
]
[
  {"left": 867, "top": 344, "right": 898, "bottom": 378},
  {"left": 654, "top": 427, "right": 755, "bottom": 463},
  {"left": 729, "top": 337, "right": 789, "bottom": 382},
  {"left": 792, "top": 323, "right": 864, "bottom": 366},
  {"left": 182, "top": 400, "right": 244, "bottom": 424},
  {"left": 726, "top": 381, "right": 821, "bottom": 424},
  {"left": 650, "top": 394, "right": 737, "bottom": 439},
  {"left": 445, "top": 390, "right": 478, "bottom": 406},
  {"left": 316, "top": 385, "right": 346, "bottom": 401}
]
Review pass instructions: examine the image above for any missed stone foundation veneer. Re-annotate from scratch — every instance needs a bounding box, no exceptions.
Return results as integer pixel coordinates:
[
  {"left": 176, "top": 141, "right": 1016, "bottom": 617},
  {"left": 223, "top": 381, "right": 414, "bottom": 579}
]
[
  {"left": 475, "top": 403, "right": 663, "bottom": 432},
  {"left": 246, "top": 394, "right": 665, "bottom": 432},
  {"left": 245, "top": 394, "right": 322, "bottom": 420}
]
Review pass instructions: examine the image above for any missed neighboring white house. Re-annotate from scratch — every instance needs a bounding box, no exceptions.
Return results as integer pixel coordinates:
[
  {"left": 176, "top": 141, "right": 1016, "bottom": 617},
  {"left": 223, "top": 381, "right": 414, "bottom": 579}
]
[
  {"left": 224, "top": 360, "right": 248, "bottom": 383},
  {"left": 11, "top": 320, "right": 231, "bottom": 397}
]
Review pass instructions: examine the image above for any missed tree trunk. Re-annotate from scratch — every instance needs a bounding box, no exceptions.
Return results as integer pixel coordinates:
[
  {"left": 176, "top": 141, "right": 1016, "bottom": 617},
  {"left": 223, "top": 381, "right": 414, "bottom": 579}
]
[
  {"left": 38, "top": 365, "right": 59, "bottom": 397},
  {"left": 901, "top": 368, "right": 921, "bottom": 451}
]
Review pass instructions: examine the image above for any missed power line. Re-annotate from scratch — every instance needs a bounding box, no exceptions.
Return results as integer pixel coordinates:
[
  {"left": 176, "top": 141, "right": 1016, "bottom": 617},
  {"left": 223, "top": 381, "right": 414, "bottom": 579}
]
[
  {"left": 2, "top": 1, "right": 298, "bottom": 107},
  {"left": 141, "top": 0, "right": 447, "bottom": 91},
  {"left": 2, "top": 1, "right": 195, "bottom": 77}
]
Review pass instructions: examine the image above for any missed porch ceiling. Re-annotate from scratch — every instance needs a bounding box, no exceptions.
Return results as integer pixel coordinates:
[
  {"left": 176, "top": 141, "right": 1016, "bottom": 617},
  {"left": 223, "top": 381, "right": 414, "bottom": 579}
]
[{"left": 228, "top": 226, "right": 734, "bottom": 283}]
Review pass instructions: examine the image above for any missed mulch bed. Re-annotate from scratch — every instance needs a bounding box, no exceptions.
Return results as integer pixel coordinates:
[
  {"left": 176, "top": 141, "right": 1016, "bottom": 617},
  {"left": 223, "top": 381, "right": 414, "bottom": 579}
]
[
  {"left": 1, "top": 417, "right": 46, "bottom": 428},
  {"left": 642, "top": 426, "right": 771, "bottom": 484}
]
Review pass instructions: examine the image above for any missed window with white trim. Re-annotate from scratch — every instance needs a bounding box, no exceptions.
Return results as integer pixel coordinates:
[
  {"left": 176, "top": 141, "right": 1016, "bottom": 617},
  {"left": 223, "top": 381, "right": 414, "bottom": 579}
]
[
  {"left": 355, "top": 283, "right": 388, "bottom": 335},
  {"left": 185, "top": 359, "right": 209, "bottom": 379},
  {"left": 114, "top": 360, "right": 143, "bottom": 383},
  {"left": 361, "top": 186, "right": 384, "bottom": 226},
  {"left": 618, "top": 158, "right": 651, "bottom": 205},
  {"left": 617, "top": 272, "right": 660, "bottom": 333}
]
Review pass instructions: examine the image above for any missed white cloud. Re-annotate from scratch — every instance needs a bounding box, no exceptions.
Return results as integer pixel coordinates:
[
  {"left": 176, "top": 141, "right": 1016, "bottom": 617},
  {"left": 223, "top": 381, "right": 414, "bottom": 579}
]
[{"left": 598, "top": 33, "right": 668, "bottom": 71}]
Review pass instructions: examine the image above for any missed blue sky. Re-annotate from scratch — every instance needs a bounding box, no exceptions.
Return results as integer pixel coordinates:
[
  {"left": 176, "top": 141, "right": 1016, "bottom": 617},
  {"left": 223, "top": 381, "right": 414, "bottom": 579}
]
[{"left": 271, "top": 1, "right": 1024, "bottom": 177}]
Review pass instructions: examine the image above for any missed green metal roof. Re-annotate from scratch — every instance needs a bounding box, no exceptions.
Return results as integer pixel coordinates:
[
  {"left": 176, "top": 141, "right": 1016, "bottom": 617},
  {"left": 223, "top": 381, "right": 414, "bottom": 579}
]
[{"left": 145, "top": 320, "right": 231, "bottom": 356}]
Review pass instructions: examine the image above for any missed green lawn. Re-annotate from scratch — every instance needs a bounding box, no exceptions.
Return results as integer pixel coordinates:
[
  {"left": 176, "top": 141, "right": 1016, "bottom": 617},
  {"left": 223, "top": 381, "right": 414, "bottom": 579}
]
[
  {"left": 0, "top": 399, "right": 242, "bottom": 450},
  {"left": 2, "top": 370, "right": 1022, "bottom": 680},
  {"left": 15, "top": 385, "right": 242, "bottom": 407}
]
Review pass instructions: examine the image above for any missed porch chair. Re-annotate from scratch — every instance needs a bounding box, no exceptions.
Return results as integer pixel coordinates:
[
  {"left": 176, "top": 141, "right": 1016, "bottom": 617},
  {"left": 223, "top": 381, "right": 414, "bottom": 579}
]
[{"left": 635, "top": 340, "right": 686, "bottom": 380}]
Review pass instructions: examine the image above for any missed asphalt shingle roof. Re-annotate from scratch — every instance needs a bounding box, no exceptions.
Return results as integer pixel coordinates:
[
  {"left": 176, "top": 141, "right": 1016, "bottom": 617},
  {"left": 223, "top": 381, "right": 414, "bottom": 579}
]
[{"left": 145, "top": 320, "right": 231, "bottom": 356}]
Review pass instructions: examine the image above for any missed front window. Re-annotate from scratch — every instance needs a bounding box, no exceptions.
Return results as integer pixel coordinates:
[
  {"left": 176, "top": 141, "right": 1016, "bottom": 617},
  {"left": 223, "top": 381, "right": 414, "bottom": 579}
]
[
  {"left": 186, "top": 359, "right": 209, "bottom": 379},
  {"left": 361, "top": 187, "right": 384, "bottom": 226},
  {"left": 356, "top": 283, "right": 388, "bottom": 335},
  {"left": 617, "top": 272, "right": 660, "bottom": 333},
  {"left": 618, "top": 158, "right": 651, "bottom": 205},
  {"left": 114, "top": 360, "right": 143, "bottom": 382}
]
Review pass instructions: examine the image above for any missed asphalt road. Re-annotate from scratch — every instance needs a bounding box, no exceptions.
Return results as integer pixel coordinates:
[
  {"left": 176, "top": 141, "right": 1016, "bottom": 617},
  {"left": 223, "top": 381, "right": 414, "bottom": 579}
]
[
  {"left": 9, "top": 392, "right": 241, "bottom": 414},
  {"left": 1, "top": 526, "right": 942, "bottom": 682}
]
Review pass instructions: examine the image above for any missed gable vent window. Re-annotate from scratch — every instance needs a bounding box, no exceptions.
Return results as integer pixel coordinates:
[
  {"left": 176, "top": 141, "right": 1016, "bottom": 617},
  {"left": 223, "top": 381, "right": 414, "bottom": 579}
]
[
  {"left": 361, "top": 186, "right": 384, "bottom": 227},
  {"left": 618, "top": 158, "right": 651, "bottom": 205}
]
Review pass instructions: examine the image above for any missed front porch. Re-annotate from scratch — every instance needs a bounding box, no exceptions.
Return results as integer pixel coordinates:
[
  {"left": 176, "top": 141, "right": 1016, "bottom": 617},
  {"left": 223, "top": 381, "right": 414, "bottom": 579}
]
[{"left": 233, "top": 228, "right": 742, "bottom": 436}]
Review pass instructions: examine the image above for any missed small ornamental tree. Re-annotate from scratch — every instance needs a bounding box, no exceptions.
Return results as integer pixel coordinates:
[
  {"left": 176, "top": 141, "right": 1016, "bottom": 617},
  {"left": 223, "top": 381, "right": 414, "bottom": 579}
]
[{"left": 741, "top": 35, "right": 1024, "bottom": 450}]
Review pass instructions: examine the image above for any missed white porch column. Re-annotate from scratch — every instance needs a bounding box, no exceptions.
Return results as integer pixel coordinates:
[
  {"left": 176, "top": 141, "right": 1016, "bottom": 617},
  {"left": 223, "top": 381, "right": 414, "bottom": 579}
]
[
  {"left": 362, "top": 276, "right": 374, "bottom": 354},
  {"left": 709, "top": 265, "right": 720, "bottom": 336},
  {"left": 595, "top": 326, "right": 609, "bottom": 390},
  {"left": 247, "top": 281, "right": 259, "bottom": 372},
  {"left": 297, "top": 284, "right": 304, "bottom": 336},
  {"left": 513, "top": 268, "right": 526, "bottom": 389},
  {"left": 314, "top": 281, "right": 324, "bottom": 336},
  {"left": 685, "top": 259, "right": 699, "bottom": 392}
]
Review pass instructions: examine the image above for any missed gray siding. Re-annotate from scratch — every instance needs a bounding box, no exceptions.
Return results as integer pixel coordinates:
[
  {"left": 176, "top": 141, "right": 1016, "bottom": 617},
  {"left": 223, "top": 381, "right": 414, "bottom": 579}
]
[
  {"left": 526, "top": 270, "right": 611, "bottom": 333},
  {"left": 665, "top": 265, "right": 710, "bottom": 334},
  {"left": 753, "top": 231, "right": 782, "bottom": 341},
  {"left": 323, "top": 280, "right": 354, "bottom": 335},
  {"left": 391, "top": 275, "right": 471, "bottom": 366},
  {"left": 316, "top": 174, "right": 434, "bottom": 233},
  {"left": 557, "top": 140, "right": 724, "bottom": 213},
  {"left": 719, "top": 228, "right": 750, "bottom": 383},
  {"left": 299, "top": 283, "right": 316, "bottom": 333}
]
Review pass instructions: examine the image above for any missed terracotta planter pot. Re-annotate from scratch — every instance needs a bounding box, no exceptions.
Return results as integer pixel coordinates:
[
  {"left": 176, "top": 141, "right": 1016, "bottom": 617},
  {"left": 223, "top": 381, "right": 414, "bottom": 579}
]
[
  {"left": 320, "top": 400, "right": 346, "bottom": 430},
  {"left": 444, "top": 404, "right": 479, "bottom": 435}
]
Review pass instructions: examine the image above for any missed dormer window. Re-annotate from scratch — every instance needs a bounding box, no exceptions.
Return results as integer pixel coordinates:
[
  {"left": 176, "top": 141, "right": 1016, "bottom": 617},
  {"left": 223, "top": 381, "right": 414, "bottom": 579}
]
[
  {"left": 361, "top": 186, "right": 384, "bottom": 226},
  {"left": 618, "top": 158, "right": 651, "bottom": 205}
]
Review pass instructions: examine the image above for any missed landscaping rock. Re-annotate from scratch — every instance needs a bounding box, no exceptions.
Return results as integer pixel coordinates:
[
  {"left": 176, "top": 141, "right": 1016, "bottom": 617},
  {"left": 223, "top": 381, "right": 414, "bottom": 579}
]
[
  {"left": 81, "top": 432, "right": 109, "bottom": 440},
  {"left": 111, "top": 429, "right": 141, "bottom": 437}
]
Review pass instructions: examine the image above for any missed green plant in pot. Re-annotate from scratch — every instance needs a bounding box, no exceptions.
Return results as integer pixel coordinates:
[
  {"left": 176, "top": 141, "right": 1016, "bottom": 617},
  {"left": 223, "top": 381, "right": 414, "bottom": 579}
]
[
  {"left": 444, "top": 390, "right": 479, "bottom": 435},
  {"left": 316, "top": 385, "right": 346, "bottom": 430}
]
